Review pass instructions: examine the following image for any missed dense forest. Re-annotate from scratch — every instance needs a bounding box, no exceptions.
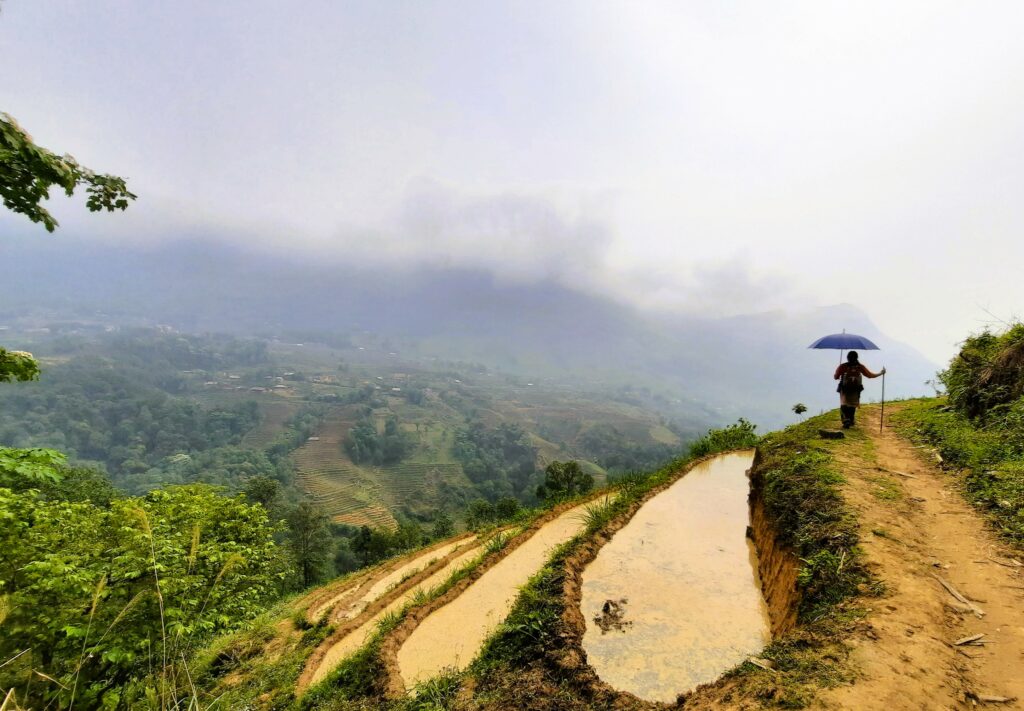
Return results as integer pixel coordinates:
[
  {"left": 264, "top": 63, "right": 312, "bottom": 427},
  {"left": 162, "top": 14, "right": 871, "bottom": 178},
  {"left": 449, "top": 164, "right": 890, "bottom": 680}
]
[{"left": 0, "top": 333, "right": 284, "bottom": 492}]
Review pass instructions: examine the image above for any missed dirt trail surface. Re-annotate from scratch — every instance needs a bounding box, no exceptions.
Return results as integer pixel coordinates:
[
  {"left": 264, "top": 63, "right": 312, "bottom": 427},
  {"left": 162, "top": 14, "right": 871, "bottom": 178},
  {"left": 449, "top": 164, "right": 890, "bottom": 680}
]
[
  {"left": 304, "top": 540, "right": 488, "bottom": 687},
  {"left": 579, "top": 450, "right": 768, "bottom": 703},
  {"left": 394, "top": 500, "right": 596, "bottom": 690},
  {"left": 824, "top": 407, "right": 1024, "bottom": 709}
]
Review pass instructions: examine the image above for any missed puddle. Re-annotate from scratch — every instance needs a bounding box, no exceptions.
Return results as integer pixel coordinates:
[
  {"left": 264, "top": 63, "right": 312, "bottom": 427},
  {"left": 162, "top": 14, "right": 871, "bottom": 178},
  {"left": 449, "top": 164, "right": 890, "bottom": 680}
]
[
  {"left": 311, "top": 537, "right": 473, "bottom": 622},
  {"left": 580, "top": 451, "right": 768, "bottom": 703},
  {"left": 396, "top": 501, "right": 595, "bottom": 689},
  {"left": 308, "top": 542, "right": 486, "bottom": 686}
]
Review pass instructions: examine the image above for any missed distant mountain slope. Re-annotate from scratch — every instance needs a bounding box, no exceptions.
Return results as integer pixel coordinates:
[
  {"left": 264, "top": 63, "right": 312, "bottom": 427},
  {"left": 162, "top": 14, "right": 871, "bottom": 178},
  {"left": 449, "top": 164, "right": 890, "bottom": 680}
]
[{"left": 0, "top": 237, "right": 936, "bottom": 427}]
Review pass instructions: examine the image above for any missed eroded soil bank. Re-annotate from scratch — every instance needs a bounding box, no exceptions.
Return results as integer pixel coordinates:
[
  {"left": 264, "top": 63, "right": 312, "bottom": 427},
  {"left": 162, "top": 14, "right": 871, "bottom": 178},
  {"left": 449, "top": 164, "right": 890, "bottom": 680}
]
[
  {"left": 579, "top": 451, "right": 770, "bottom": 703},
  {"left": 748, "top": 448, "right": 800, "bottom": 637}
]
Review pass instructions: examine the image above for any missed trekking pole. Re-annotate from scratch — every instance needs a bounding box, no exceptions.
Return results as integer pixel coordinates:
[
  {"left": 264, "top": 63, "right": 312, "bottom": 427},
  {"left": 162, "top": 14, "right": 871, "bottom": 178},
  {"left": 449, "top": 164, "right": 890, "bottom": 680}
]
[{"left": 879, "top": 367, "right": 886, "bottom": 434}]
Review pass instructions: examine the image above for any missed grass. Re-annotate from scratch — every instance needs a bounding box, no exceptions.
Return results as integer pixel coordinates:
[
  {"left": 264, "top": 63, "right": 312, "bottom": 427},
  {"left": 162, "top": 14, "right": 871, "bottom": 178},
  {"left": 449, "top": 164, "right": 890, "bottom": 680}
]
[
  {"left": 754, "top": 413, "right": 872, "bottom": 622},
  {"left": 893, "top": 398, "right": 1024, "bottom": 546}
]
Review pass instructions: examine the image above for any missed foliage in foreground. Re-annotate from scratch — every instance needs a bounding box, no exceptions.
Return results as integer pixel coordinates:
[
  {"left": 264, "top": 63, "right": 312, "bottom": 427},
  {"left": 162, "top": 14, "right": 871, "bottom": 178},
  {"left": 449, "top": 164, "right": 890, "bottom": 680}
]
[
  {"left": 896, "top": 399, "right": 1024, "bottom": 544},
  {"left": 894, "top": 323, "right": 1024, "bottom": 545},
  {"left": 0, "top": 448, "right": 288, "bottom": 709},
  {"left": 0, "top": 112, "right": 136, "bottom": 232},
  {"left": 0, "top": 347, "right": 39, "bottom": 384}
]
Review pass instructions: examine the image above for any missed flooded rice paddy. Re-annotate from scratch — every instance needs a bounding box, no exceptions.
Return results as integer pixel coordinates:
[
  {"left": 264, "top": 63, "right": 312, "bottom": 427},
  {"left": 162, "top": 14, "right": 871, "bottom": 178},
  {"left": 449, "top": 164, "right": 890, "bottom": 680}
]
[
  {"left": 396, "top": 501, "right": 595, "bottom": 689},
  {"left": 309, "top": 540, "right": 487, "bottom": 686},
  {"left": 309, "top": 536, "right": 473, "bottom": 623},
  {"left": 580, "top": 450, "right": 769, "bottom": 703}
]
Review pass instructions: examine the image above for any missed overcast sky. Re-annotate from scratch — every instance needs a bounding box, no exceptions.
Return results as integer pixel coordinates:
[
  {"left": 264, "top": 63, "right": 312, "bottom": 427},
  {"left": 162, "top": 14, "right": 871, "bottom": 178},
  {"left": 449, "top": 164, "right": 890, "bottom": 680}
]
[{"left": 3, "top": 1, "right": 1023, "bottom": 362}]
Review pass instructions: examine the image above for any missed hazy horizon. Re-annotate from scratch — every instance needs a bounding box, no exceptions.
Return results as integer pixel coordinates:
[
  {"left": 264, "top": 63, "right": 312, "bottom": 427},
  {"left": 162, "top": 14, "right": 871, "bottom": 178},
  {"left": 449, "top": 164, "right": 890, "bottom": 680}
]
[{"left": 4, "top": 1, "right": 1024, "bottom": 363}]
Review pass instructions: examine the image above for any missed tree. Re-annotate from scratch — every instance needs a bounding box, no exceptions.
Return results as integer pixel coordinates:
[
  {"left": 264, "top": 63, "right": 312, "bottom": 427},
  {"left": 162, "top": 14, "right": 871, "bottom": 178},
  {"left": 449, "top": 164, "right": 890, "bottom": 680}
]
[
  {"left": 536, "top": 460, "right": 593, "bottom": 501},
  {"left": 333, "top": 537, "right": 360, "bottom": 575},
  {"left": 2, "top": 114, "right": 135, "bottom": 384},
  {"left": 430, "top": 511, "right": 455, "bottom": 540},
  {"left": 494, "top": 496, "right": 521, "bottom": 520},
  {"left": 465, "top": 499, "right": 496, "bottom": 529},
  {"left": 245, "top": 475, "right": 280, "bottom": 509},
  {"left": 0, "top": 347, "right": 40, "bottom": 383},
  {"left": 286, "top": 502, "right": 332, "bottom": 588},
  {"left": 792, "top": 403, "right": 808, "bottom": 418},
  {"left": 0, "top": 113, "right": 136, "bottom": 232}
]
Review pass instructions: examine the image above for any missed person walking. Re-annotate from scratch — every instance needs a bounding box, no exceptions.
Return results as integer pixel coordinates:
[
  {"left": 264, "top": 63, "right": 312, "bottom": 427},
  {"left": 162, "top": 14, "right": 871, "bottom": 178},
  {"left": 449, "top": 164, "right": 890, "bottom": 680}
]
[{"left": 834, "top": 351, "right": 885, "bottom": 428}]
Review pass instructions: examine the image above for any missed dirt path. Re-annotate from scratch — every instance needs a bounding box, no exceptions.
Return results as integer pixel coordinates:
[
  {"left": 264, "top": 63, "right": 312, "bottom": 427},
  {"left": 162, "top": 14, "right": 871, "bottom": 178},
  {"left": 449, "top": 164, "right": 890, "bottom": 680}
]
[{"left": 823, "top": 406, "right": 1024, "bottom": 709}]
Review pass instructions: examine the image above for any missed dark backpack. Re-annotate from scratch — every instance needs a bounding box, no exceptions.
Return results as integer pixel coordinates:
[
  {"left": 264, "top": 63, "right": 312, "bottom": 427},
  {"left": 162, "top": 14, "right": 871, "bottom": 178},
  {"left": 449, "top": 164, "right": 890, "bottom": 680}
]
[{"left": 840, "top": 364, "right": 863, "bottom": 394}]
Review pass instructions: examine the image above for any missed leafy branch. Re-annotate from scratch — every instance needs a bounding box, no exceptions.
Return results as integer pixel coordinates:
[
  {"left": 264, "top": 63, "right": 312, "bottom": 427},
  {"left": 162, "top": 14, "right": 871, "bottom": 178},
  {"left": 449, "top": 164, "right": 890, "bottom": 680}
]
[{"left": 0, "top": 113, "right": 136, "bottom": 232}]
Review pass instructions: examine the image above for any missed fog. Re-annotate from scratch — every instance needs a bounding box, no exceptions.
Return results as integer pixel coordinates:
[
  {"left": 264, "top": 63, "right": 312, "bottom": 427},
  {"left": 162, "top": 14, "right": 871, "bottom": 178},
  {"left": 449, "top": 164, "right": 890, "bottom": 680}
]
[{"left": 3, "top": 1, "right": 1024, "bottom": 362}]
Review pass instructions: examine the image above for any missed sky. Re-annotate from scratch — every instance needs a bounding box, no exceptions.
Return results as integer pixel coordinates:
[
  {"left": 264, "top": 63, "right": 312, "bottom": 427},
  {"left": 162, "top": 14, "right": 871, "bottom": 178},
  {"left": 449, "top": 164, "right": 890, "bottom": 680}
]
[{"left": 3, "top": 0, "right": 1023, "bottom": 363}]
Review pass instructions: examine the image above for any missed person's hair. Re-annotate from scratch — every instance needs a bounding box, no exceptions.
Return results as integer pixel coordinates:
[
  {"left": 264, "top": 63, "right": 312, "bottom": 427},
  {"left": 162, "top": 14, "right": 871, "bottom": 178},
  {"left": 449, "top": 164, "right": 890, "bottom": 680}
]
[{"left": 847, "top": 351, "right": 859, "bottom": 363}]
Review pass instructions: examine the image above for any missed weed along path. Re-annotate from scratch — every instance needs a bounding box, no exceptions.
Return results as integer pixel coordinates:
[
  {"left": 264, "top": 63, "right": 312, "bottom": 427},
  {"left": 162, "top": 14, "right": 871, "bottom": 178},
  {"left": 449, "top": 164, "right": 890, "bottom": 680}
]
[
  {"left": 579, "top": 450, "right": 768, "bottom": 703},
  {"left": 393, "top": 500, "right": 596, "bottom": 690},
  {"left": 821, "top": 406, "right": 1024, "bottom": 709}
]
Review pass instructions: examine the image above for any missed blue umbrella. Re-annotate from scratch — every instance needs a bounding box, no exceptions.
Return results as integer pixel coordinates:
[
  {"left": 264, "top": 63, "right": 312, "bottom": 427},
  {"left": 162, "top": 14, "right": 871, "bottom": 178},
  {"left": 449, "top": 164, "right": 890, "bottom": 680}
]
[
  {"left": 807, "top": 332, "right": 880, "bottom": 351},
  {"left": 808, "top": 330, "right": 886, "bottom": 432}
]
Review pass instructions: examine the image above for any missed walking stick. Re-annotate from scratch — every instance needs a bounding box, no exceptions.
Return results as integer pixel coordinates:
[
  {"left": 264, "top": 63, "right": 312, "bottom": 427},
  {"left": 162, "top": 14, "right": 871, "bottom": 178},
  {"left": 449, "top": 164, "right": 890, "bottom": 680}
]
[{"left": 879, "top": 368, "right": 886, "bottom": 434}]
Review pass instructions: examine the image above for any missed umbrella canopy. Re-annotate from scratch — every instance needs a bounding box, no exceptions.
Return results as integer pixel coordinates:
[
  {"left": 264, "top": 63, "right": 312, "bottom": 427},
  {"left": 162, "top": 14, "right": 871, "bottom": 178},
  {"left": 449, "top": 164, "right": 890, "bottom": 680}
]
[{"left": 808, "top": 332, "right": 879, "bottom": 350}]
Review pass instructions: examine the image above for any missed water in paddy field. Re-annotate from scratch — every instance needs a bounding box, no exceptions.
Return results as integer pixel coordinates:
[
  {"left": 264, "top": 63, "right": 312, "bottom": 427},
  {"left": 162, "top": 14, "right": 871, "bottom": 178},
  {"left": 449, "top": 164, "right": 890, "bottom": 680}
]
[
  {"left": 580, "top": 450, "right": 769, "bottom": 703},
  {"left": 397, "top": 501, "right": 596, "bottom": 689}
]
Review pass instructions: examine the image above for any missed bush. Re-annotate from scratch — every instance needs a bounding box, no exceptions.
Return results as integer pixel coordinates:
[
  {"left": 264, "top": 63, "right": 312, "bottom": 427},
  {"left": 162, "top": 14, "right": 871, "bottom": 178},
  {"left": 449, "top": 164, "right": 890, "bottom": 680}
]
[
  {"left": 942, "top": 323, "right": 1024, "bottom": 420},
  {"left": 689, "top": 418, "right": 759, "bottom": 458}
]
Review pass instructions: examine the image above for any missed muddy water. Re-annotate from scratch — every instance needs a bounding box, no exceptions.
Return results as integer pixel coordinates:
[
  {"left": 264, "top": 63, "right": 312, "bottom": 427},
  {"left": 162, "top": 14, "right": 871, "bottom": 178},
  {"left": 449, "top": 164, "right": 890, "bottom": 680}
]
[
  {"left": 309, "top": 542, "right": 487, "bottom": 686},
  {"left": 397, "top": 501, "right": 596, "bottom": 689},
  {"left": 311, "top": 537, "right": 473, "bottom": 622},
  {"left": 580, "top": 451, "right": 768, "bottom": 703}
]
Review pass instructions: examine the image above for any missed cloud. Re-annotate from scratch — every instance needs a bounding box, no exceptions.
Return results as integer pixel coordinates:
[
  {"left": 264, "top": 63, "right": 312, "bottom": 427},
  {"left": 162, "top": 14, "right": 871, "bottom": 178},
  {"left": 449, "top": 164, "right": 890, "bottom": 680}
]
[{"left": 322, "top": 180, "right": 615, "bottom": 288}]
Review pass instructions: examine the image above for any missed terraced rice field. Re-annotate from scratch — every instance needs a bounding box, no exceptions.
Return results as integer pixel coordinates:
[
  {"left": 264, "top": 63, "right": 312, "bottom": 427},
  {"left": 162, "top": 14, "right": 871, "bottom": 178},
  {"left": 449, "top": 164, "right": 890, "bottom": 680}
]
[
  {"left": 241, "top": 400, "right": 298, "bottom": 448},
  {"left": 395, "top": 500, "right": 596, "bottom": 689},
  {"left": 580, "top": 451, "right": 766, "bottom": 702},
  {"left": 292, "top": 411, "right": 398, "bottom": 529},
  {"left": 304, "top": 536, "right": 484, "bottom": 688},
  {"left": 376, "top": 461, "right": 465, "bottom": 502}
]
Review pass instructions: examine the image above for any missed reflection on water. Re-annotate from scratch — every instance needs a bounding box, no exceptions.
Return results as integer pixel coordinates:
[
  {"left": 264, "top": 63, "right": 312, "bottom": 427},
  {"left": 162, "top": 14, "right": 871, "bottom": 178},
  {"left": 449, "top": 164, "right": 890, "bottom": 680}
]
[{"left": 580, "top": 450, "right": 768, "bottom": 703}]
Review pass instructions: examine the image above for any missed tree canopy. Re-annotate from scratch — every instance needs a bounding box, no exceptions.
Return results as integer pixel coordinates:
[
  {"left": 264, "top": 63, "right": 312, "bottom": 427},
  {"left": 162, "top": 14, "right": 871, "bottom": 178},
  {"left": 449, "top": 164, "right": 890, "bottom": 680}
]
[{"left": 0, "top": 347, "right": 40, "bottom": 383}]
